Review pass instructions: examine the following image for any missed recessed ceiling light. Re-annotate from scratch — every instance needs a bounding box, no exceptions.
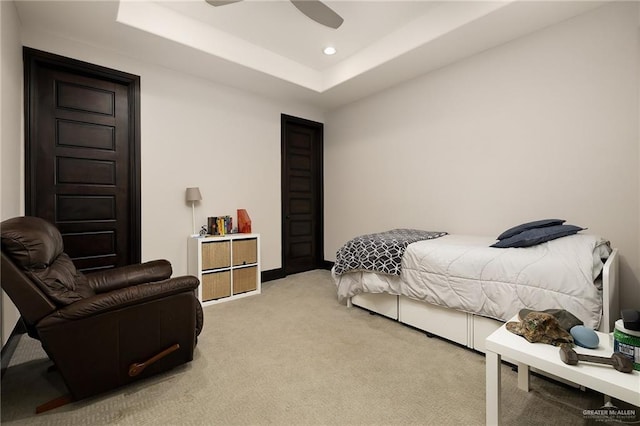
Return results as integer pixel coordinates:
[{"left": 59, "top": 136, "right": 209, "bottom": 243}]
[{"left": 323, "top": 46, "right": 337, "bottom": 56}]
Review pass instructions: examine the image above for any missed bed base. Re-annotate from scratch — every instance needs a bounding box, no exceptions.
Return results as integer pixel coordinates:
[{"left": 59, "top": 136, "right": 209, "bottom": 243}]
[{"left": 348, "top": 249, "right": 619, "bottom": 354}]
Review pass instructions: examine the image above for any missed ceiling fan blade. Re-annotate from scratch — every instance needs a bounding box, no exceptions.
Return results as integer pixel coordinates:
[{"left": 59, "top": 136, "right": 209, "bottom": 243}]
[
  {"left": 205, "top": 0, "right": 243, "bottom": 6},
  {"left": 290, "top": 0, "right": 343, "bottom": 29}
]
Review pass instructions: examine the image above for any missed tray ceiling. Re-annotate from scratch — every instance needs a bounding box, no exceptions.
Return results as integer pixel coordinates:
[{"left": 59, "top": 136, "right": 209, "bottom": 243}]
[{"left": 15, "top": 1, "right": 606, "bottom": 108}]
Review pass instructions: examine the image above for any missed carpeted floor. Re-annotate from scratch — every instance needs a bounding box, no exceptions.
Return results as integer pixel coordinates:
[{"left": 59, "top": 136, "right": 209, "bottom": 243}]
[{"left": 0, "top": 270, "right": 628, "bottom": 425}]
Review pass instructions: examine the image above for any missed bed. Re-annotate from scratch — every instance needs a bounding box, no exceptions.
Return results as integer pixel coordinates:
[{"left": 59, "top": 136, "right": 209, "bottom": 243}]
[{"left": 332, "top": 230, "right": 619, "bottom": 354}]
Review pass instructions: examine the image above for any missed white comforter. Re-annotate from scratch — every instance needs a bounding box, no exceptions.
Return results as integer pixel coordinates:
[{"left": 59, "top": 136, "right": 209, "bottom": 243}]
[{"left": 334, "top": 234, "right": 611, "bottom": 329}]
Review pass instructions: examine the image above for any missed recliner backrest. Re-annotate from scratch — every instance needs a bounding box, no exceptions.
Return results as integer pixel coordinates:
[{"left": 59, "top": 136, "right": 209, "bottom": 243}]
[
  {"left": 1, "top": 216, "right": 92, "bottom": 309},
  {"left": 1, "top": 252, "right": 56, "bottom": 331},
  {"left": 1, "top": 216, "right": 64, "bottom": 270}
]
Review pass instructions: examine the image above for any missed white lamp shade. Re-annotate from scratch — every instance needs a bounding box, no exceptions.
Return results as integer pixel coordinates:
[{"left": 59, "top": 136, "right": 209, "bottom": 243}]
[{"left": 185, "top": 187, "right": 202, "bottom": 202}]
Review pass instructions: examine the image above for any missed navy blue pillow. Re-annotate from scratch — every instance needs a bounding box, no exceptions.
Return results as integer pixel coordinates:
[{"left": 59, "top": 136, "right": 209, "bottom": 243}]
[
  {"left": 491, "top": 224, "right": 583, "bottom": 248},
  {"left": 497, "top": 219, "right": 565, "bottom": 240}
]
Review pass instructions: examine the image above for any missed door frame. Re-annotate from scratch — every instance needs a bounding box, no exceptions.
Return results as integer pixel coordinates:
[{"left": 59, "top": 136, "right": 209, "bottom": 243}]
[
  {"left": 280, "top": 114, "right": 324, "bottom": 277},
  {"left": 23, "top": 47, "right": 142, "bottom": 264}
]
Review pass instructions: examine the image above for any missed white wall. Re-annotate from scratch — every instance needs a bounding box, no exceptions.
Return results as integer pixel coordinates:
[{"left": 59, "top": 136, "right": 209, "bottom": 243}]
[
  {"left": 1, "top": 1, "right": 24, "bottom": 346},
  {"left": 13, "top": 32, "right": 323, "bottom": 278},
  {"left": 325, "top": 2, "right": 640, "bottom": 310}
]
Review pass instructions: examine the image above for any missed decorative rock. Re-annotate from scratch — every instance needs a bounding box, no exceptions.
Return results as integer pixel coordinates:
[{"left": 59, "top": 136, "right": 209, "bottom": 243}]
[{"left": 570, "top": 325, "right": 599, "bottom": 349}]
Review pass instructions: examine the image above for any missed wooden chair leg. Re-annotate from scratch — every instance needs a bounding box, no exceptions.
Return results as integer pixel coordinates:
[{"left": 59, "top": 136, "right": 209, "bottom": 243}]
[{"left": 36, "top": 394, "right": 73, "bottom": 414}]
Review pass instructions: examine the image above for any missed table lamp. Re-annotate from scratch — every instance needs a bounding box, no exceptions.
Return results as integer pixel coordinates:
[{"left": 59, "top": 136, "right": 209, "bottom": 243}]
[{"left": 185, "top": 187, "right": 202, "bottom": 236}]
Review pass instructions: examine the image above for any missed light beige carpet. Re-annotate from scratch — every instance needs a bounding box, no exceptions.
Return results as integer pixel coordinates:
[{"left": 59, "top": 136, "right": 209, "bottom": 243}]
[{"left": 0, "top": 270, "right": 623, "bottom": 425}]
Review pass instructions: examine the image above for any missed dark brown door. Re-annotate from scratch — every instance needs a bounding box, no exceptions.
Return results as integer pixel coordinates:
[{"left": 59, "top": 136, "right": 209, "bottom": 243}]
[
  {"left": 24, "top": 48, "right": 141, "bottom": 271},
  {"left": 281, "top": 114, "right": 323, "bottom": 275}
]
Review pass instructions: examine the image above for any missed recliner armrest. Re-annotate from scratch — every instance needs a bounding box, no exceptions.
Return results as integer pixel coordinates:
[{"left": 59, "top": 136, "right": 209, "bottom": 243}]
[
  {"left": 38, "top": 275, "right": 199, "bottom": 327},
  {"left": 85, "top": 260, "right": 173, "bottom": 293}
]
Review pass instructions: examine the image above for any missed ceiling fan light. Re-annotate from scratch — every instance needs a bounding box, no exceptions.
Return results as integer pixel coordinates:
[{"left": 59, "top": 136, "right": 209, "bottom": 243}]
[{"left": 323, "top": 46, "right": 337, "bottom": 56}]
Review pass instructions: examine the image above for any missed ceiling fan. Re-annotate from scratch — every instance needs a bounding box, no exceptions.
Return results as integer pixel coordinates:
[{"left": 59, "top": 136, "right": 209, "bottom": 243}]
[{"left": 205, "top": 0, "right": 344, "bottom": 29}]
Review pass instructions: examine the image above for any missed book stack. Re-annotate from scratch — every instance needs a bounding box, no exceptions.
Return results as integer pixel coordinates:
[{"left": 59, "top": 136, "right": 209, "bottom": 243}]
[{"left": 208, "top": 216, "right": 233, "bottom": 236}]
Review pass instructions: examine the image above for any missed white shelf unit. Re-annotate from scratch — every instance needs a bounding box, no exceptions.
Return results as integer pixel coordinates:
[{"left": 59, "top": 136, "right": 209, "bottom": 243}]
[{"left": 188, "top": 233, "right": 261, "bottom": 306}]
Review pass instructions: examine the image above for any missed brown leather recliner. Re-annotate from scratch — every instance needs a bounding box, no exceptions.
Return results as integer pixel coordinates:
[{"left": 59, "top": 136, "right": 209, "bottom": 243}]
[{"left": 1, "top": 216, "right": 204, "bottom": 412}]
